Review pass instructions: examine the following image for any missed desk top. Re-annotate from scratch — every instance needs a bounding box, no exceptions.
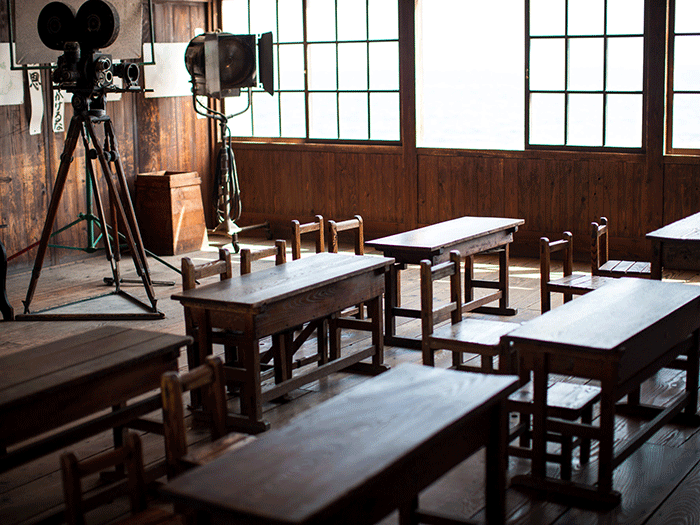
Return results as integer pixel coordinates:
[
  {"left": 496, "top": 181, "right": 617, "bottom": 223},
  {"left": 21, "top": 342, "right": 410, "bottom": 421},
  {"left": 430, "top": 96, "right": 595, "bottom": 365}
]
[
  {"left": 504, "top": 278, "right": 700, "bottom": 353},
  {"left": 0, "top": 326, "right": 190, "bottom": 411},
  {"left": 366, "top": 216, "right": 524, "bottom": 254},
  {"left": 647, "top": 211, "right": 700, "bottom": 242},
  {"left": 160, "top": 364, "right": 518, "bottom": 525},
  {"left": 171, "top": 252, "right": 394, "bottom": 310}
]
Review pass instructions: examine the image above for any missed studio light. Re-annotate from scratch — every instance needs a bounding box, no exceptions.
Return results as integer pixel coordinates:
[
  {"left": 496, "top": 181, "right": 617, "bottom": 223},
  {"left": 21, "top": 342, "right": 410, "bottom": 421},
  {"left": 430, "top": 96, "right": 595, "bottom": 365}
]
[{"left": 184, "top": 31, "right": 273, "bottom": 98}]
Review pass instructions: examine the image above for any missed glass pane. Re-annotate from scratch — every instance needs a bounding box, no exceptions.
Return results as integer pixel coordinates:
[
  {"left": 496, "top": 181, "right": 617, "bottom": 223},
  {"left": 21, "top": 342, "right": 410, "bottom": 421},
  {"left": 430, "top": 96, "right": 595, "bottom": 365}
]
[
  {"left": 338, "top": 0, "right": 368, "bottom": 41},
  {"left": 568, "top": 0, "right": 604, "bottom": 36},
  {"left": 225, "top": 96, "right": 253, "bottom": 136},
  {"left": 530, "top": 0, "right": 565, "bottom": 36},
  {"left": 607, "top": 0, "right": 644, "bottom": 35},
  {"left": 278, "top": 0, "right": 304, "bottom": 42},
  {"left": 251, "top": 92, "right": 280, "bottom": 137},
  {"left": 568, "top": 93, "right": 603, "bottom": 146},
  {"left": 607, "top": 37, "right": 643, "bottom": 91},
  {"left": 222, "top": 0, "right": 249, "bottom": 34},
  {"left": 568, "top": 38, "right": 604, "bottom": 91},
  {"left": 674, "top": 36, "right": 700, "bottom": 91},
  {"left": 278, "top": 44, "right": 305, "bottom": 91},
  {"left": 250, "top": 0, "right": 276, "bottom": 35},
  {"left": 675, "top": 0, "right": 700, "bottom": 34},
  {"left": 280, "top": 92, "right": 306, "bottom": 137},
  {"left": 370, "top": 92, "right": 399, "bottom": 140},
  {"left": 530, "top": 39, "right": 565, "bottom": 90},
  {"left": 606, "top": 94, "right": 642, "bottom": 147},
  {"left": 368, "top": 0, "right": 398, "bottom": 40},
  {"left": 530, "top": 93, "right": 564, "bottom": 145},
  {"left": 309, "top": 93, "right": 338, "bottom": 138},
  {"left": 369, "top": 42, "right": 398, "bottom": 90},
  {"left": 417, "top": 0, "right": 525, "bottom": 150},
  {"left": 338, "top": 43, "right": 368, "bottom": 90},
  {"left": 672, "top": 94, "right": 700, "bottom": 149},
  {"left": 339, "top": 93, "right": 369, "bottom": 139},
  {"left": 307, "top": 44, "right": 337, "bottom": 90},
  {"left": 307, "top": 0, "right": 336, "bottom": 42}
]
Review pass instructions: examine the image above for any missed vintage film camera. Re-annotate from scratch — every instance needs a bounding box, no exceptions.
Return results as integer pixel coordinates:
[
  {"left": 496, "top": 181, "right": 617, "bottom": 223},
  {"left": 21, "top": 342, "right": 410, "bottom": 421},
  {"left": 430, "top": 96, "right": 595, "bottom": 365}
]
[{"left": 37, "top": 0, "right": 141, "bottom": 97}]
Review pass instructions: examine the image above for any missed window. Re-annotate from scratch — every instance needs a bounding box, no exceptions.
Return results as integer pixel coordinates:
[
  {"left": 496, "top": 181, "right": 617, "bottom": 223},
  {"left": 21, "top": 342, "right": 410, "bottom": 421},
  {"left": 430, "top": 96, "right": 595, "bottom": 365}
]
[
  {"left": 416, "top": 1, "right": 525, "bottom": 150},
  {"left": 668, "top": 0, "right": 700, "bottom": 152},
  {"left": 526, "top": 0, "right": 644, "bottom": 149},
  {"left": 221, "top": 0, "right": 400, "bottom": 142}
]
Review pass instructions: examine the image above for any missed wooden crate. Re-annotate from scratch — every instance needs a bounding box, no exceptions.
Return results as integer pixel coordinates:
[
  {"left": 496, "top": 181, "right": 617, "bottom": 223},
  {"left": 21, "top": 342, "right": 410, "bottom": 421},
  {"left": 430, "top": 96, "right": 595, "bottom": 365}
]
[{"left": 135, "top": 171, "right": 208, "bottom": 256}]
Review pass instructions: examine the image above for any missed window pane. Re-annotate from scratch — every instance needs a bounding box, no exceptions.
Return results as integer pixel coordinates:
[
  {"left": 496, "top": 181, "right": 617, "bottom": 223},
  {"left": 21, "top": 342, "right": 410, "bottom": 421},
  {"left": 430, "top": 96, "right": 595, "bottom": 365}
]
[
  {"left": 308, "top": 44, "right": 337, "bottom": 90},
  {"left": 280, "top": 92, "right": 306, "bottom": 137},
  {"left": 607, "top": 0, "right": 644, "bottom": 35},
  {"left": 222, "top": 0, "right": 249, "bottom": 33},
  {"left": 675, "top": 0, "right": 700, "bottom": 34},
  {"left": 369, "top": 42, "right": 398, "bottom": 90},
  {"left": 309, "top": 93, "right": 338, "bottom": 138},
  {"left": 568, "top": 94, "right": 603, "bottom": 146},
  {"left": 278, "top": 44, "right": 305, "bottom": 91},
  {"left": 530, "top": 39, "right": 565, "bottom": 90},
  {"left": 674, "top": 36, "right": 700, "bottom": 91},
  {"left": 530, "top": 93, "right": 564, "bottom": 145},
  {"left": 370, "top": 92, "right": 399, "bottom": 140},
  {"left": 339, "top": 43, "right": 368, "bottom": 90},
  {"left": 607, "top": 37, "right": 643, "bottom": 91},
  {"left": 338, "top": 0, "right": 368, "bottom": 41},
  {"left": 251, "top": 92, "right": 280, "bottom": 137},
  {"left": 250, "top": 0, "right": 276, "bottom": 34},
  {"left": 530, "top": 0, "right": 565, "bottom": 36},
  {"left": 226, "top": 96, "right": 253, "bottom": 136},
  {"left": 368, "top": 0, "right": 398, "bottom": 40},
  {"left": 606, "top": 94, "right": 641, "bottom": 147},
  {"left": 568, "top": 0, "right": 604, "bottom": 36},
  {"left": 278, "top": 0, "right": 304, "bottom": 42},
  {"left": 673, "top": 94, "right": 700, "bottom": 149},
  {"left": 568, "top": 38, "right": 604, "bottom": 91},
  {"left": 339, "top": 93, "right": 369, "bottom": 139},
  {"left": 307, "top": 0, "right": 336, "bottom": 42}
]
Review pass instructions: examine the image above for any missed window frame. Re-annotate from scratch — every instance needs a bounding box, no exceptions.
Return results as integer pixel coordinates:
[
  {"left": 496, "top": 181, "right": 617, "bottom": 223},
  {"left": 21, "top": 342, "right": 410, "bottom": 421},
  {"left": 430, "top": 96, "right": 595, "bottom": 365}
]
[
  {"left": 524, "top": 0, "right": 646, "bottom": 153},
  {"left": 221, "top": 0, "right": 401, "bottom": 145}
]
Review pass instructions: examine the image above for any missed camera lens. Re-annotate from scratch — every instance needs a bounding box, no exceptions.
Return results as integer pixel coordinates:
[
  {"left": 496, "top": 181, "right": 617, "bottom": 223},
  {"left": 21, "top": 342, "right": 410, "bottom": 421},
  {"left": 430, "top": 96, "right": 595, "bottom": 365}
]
[{"left": 76, "top": 0, "right": 120, "bottom": 50}]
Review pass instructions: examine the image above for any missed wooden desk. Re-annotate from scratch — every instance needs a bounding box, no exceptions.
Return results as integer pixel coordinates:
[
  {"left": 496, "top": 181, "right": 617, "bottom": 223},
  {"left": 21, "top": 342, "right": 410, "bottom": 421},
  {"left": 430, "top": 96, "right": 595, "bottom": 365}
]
[
  {"left": 0, "top": 326, "right": 190, "bottom": 474},
  {"left": 171, "top": 252, "right": 394, "bottom": 434},
  {"left": 160, "top": 364, "right": 519, "bottom": 525},
  {"left": 366, "top": 216, "right": 524, "bottom": 349},
  {"left": 503, "top": 278, "right": 700, "bottom": 507},
  {"left": 647, "top": 211, "right": 700, "bottom": 279}
]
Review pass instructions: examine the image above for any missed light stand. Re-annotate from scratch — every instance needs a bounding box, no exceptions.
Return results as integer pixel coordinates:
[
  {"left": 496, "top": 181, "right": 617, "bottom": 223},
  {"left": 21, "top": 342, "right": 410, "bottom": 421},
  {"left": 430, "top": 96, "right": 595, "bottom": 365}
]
[{"left": 193, "top": 92, "right": 270, "bottom": 253}]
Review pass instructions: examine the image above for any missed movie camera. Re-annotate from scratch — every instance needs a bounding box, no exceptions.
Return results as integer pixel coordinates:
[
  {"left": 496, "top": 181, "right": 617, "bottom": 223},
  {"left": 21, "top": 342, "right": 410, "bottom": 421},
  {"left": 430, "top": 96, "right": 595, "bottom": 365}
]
[{"left": 37, "top": 0, "right": 141, "bottom": 102}]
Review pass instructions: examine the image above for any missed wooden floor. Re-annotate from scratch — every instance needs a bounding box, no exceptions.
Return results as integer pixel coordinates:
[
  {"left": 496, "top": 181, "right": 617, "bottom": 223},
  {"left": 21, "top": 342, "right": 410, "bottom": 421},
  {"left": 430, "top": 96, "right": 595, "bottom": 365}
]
[{"left": 2, "top": 232, "right": 700, "bottom": 525}]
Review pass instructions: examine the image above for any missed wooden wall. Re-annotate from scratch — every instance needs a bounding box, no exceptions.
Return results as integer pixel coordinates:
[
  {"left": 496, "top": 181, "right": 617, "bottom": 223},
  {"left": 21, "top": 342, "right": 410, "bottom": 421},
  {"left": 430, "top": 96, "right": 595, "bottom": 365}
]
[{"left": 1, "top": 0, "right": 214, "bottom": 270}]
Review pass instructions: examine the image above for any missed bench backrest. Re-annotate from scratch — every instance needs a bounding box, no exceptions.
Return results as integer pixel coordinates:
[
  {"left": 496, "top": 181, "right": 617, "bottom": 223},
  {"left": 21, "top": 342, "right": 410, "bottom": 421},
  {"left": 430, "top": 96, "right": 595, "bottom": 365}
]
[
  {"left": 291, "top": 215, "right": 325, "bottom": 260},
  {"left": 328, "top": 215, "right": 364, "bottom": 255},
  {"left": 240, "top": 240, "right": 287, "bottom": 274}
]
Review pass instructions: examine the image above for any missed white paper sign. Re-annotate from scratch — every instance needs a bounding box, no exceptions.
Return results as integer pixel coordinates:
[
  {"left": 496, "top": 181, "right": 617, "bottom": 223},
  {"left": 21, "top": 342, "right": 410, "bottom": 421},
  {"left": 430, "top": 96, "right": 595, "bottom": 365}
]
[
  {"left": 53, "top": 89, "right": 66, "bottom": 133},
  {"left": 0, "top": 44, "right": 24, "bottom": 106},
  {"left": 27, "top": 69, "right": 44, "bottom": 135},
  {"left": 143, "top": 43, "right": 192, "bottom": 99}
]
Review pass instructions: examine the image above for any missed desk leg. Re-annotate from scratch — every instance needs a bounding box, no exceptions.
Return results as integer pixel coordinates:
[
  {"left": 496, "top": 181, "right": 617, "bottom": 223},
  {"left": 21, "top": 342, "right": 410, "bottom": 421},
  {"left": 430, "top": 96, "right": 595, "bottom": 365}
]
[
  {"left": 485, "top": 401, "right": 508, "bottom": 525},
  {"left": 384, "top": 263, "right": 399, "bottom": 340},
  {"left": 598, "top": 383, "right": 616, "bottom": 495},
  {"left": 531, "top": 352, "right": 549, "bottom": 480},
  {"left": 369, "top": 295, "right": 384, "bottom": 367},
  {"left": 686, "top": 329, "right": 699, "bottom": 416},
  {"left": 472, "top": 244, "right": 517, "bottom": 316},
  {"left": 651, "top": 240, "right": 663, "bottom": 280}
]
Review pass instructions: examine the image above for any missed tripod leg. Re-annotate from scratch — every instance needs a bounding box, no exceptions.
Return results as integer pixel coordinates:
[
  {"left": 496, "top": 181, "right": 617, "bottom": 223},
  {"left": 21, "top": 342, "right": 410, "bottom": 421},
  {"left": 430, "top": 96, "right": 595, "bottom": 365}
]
[
  {"left": 84, "top": 118, "right": 158, "bottom": 310},
  {"left": 22, "top": 116, "right": 82, "bottom": 314}
]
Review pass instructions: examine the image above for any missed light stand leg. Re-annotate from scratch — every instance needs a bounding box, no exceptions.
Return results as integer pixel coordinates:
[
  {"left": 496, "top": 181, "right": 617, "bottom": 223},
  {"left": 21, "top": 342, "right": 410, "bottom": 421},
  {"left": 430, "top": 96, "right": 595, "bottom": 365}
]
[{"left": 22, "top": 116, "right": 83, "bottom": 314}]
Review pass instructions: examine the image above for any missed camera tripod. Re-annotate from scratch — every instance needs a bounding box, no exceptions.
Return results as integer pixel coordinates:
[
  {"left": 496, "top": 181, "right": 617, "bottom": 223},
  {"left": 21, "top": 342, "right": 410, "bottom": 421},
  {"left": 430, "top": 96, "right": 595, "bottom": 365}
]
[{"left": 18, "top": 95, "right": 162, "bottom": 320}]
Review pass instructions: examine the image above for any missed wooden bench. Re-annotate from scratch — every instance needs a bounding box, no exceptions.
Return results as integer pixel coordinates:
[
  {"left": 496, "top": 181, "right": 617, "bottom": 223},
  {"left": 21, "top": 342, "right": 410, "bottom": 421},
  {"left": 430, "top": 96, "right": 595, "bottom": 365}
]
[
  {"left": 591, "top": 217, "right": 651, "bottom": 278},
  {"left": 541, "top": 232, "right": 613, "bottom": 313},
  {"left": 161, "top": 364, "right": 519, "bottom": 525}
]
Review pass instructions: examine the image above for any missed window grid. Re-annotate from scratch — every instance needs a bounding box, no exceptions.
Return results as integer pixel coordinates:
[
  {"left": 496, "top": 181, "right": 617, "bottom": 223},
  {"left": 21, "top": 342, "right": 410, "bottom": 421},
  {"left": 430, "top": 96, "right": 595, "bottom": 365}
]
[
  {"left": 667, "top": 0, "right": 700, "bottom": 153},
  {"left": 225, "top": 0, "right": 400, "bottom": 142},
  {"left": 526, "top": 0, "right": 644, "bottom": 151}
]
